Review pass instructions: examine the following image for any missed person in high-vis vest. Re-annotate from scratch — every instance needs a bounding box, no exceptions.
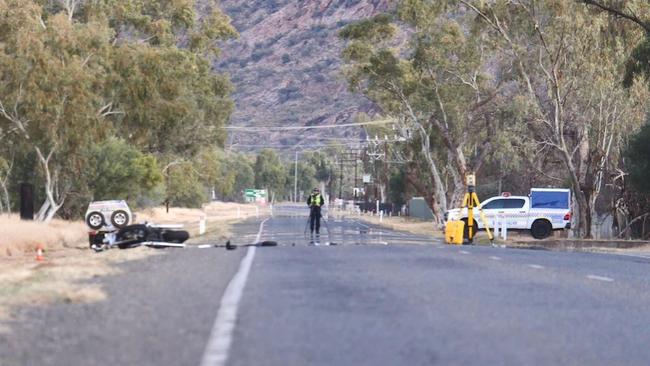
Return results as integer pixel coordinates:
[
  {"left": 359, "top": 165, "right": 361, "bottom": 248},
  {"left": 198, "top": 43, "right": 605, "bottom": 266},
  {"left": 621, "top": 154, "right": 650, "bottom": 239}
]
[{"left": 307, "top": 187, "right": 325, "bottom": 234}]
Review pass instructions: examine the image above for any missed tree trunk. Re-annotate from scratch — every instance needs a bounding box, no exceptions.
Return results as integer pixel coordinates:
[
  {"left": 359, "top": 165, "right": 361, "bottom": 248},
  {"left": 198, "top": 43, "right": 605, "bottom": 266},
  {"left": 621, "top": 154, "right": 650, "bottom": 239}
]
[
  {"left": 0, "top": 175, "right": 8, "bottom": 213},
  {"left": 417, "top": 127, "right": 447, "bottom": 219},
  {"left": 405, "top": 167, "right": 443, "bottom": 224},
  {"left": 35, "top": 147, "right": 65, "bottom": 223},
  {"left": 35, "top": 200, "right": 50, "bottom": 221},
  {"left": 560, "top": 148, "right": 591, "bottom": 238}
]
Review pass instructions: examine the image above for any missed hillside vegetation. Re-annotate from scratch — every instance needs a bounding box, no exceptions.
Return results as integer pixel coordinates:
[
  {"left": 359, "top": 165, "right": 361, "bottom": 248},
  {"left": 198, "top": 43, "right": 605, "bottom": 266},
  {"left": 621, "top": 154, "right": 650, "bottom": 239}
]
[{"left": 217, "top": 0, "right": 394, "bottom": 147}]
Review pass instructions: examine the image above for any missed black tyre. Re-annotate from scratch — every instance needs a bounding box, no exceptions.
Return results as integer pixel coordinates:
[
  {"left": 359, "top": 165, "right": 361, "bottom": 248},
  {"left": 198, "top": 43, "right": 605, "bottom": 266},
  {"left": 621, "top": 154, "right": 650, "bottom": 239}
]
[
  {"left": 86, "top": 211, "right": 105, "bottom": 230},
  {"left": 111, "top": 210, "right": 130, "bottom": 228},
  {"left": 162, "top": 230, "right": 189, "bottom": 243},
  {"left": 531, "top": 219, "right": 552, "bottom": 239},
  {"left": 461, "top": 218, "right": 479, "bottom": 242}
]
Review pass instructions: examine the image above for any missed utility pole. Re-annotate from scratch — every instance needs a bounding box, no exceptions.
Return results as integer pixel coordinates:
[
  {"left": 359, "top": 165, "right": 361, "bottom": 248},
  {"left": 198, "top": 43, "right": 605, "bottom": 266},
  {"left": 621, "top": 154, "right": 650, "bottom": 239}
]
[
  {"left": 339, "top": 158, "right": 343, "bottom": 199},
  {"left": 338, "top": 149, "right": 361, "bottom": 201},
  {"left": 354, "top": 157, "right": 358, "bottom": 200},
  {"left": 294, "top": 150, "right": 298, "bottom": 202}
]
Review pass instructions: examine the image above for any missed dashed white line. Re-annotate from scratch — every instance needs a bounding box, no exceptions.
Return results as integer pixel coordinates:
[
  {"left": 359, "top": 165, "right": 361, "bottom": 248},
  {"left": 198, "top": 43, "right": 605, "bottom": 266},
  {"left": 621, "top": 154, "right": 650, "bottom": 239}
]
[
  {"left": 489, "top": 256, "right": 501, "bottom": 261},
  {"left": 200, "top": 218, "right": 269, "bottom": 366},
  {"left": 527, "top": 264, "right": 545, "bottom": 269},
  {"left": 586, "top": 275, "right": 614, "bottom": 282},
  {"left": 459, "top": 250, "right": 470, "bottom": 254},
  {"left": 354, "top": 220, "right": 371, "bottom": 229},
  {"left": 198, "top": 244, "right": 212, "bottom": 249}
]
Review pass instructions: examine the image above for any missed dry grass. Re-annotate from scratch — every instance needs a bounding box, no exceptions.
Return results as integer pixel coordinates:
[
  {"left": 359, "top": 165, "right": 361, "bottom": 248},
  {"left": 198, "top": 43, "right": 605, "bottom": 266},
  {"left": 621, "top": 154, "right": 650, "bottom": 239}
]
[
  {"left": 338, "top": 211, "right": 443, "bottom": 238},
  {"left": 136, "top": 202, "right": 269, "bottom": 236},
  {"left": 0, "top": 215, "right": 88, "bottom": 259},
  {"left": 0, "top": 201, "right": 268, "bottom": 332}
]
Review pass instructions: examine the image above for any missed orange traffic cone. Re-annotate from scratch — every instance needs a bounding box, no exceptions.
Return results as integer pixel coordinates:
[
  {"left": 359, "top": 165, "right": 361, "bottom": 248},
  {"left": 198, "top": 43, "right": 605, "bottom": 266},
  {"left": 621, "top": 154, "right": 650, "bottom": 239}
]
[{"left": 35, "top": 244, "right": 45, "bottom": 262}]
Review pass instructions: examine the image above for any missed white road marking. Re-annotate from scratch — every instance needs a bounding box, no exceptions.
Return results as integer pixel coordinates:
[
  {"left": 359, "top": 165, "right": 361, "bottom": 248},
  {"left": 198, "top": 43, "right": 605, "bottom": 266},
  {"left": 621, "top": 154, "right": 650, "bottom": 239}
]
[
  {"left": 489, "top": 256, "right": 501, "bottom": 261},
  {"left": 198, "top": 244, "right": 212, "bottom": 249},
  {"left": 527, "top": 264, "right": 544, "bottom": 269},
  {"left": 354, "top": 220, "right": 371, "bottom": 229},
  {"left": 200, "top": 218, "right": 269, "bottom": 366},
  {"left": 459, "top": 250, "right": 470, "bottom": 254},
  {"left": 586, "top": 275, "right": 614, "bottom": 282}
]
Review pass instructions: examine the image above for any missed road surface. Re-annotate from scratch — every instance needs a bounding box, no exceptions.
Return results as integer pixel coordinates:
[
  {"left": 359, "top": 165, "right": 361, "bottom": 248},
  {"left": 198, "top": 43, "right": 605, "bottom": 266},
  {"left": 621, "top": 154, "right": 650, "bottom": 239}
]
[{"left": 2, "top": 206, "right": 650, "bottom": 366}]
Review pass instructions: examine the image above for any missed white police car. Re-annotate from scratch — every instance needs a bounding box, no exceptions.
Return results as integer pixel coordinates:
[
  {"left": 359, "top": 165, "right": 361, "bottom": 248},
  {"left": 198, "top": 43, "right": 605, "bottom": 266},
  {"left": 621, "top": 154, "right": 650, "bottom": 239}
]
[{"left": 445, "top": 188, "right": 572, "bottom": 239}]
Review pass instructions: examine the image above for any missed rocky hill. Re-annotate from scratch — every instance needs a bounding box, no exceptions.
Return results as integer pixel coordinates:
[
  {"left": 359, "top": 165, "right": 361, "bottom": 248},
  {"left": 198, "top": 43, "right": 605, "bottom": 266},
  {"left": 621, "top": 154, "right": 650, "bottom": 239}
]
[{"left": 216, "top": 0, "right": 394, "bottom": 150}]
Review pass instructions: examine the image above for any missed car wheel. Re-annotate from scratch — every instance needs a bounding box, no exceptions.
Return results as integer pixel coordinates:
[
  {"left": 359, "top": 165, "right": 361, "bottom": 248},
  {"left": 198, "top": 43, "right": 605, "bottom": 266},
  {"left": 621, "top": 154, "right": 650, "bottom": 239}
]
[
  {"left": 461, "top": 218, "right": 478, "bottom": 241},
  {"left": 111, "top": 210, "right": 129, "bottom": 228},
  {"left": 531, "top": 219, "right": 552, "bottom": 239},
  {"left": 86, "top": 211, "right": 105, "bottom": 230}
]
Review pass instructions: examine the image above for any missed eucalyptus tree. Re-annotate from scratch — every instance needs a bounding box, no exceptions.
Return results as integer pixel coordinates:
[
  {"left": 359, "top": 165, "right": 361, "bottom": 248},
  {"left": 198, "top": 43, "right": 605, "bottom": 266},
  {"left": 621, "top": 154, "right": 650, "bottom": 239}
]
[
  {"left": 254, "top": 149, "right": 286, "bottom": 202},
  {"left": 0, "top": 0, "right": 237, "bottom": 220},
  {"left": 579, "top": 1, "right": 650, "bottom": 87},
  {"left": 340, "top": 6, "right": 509, "bottom": 222},
  {"left": 457, "top": 0, "right": 649, "bottom": 237}
]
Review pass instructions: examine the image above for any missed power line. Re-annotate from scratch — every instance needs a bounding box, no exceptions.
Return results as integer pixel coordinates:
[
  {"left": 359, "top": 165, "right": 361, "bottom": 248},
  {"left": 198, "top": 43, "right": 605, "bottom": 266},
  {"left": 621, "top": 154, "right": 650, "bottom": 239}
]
[{"left": 223, "top": 118, "right": 396, "bottom": 132}]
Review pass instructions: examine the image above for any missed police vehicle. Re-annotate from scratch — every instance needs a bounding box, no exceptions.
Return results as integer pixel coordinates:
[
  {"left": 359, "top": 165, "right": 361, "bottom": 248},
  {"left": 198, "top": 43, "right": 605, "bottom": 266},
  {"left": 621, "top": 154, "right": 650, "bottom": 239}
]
[{"left": 445, "top": 188, "right": 572, "bottom": 239}]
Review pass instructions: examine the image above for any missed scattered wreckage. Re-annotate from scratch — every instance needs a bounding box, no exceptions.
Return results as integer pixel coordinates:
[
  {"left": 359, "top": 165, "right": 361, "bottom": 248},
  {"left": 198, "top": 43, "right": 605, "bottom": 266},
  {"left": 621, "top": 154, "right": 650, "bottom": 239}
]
[{"left": 86, "top": 200, "right": 189, "bottom": 252}]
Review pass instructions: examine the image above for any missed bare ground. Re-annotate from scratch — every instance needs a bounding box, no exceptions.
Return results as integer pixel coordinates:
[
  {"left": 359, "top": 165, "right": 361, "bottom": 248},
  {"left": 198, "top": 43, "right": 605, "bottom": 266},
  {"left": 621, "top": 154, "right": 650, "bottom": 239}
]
[{"left": 0, "top": 202, "right": 269, "bottom": 332}]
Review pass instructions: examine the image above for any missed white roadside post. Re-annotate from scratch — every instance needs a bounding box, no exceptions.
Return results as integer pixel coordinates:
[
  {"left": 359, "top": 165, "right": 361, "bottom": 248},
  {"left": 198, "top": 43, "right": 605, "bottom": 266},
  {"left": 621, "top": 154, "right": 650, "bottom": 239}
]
[
  {"left": 494, "top": 215, "right": 500, "bottom": 238},
  {"left": 256, "top": 205, "right": 259, "bottom": 218},
  {"left": 199, "top": 216, "right": 206, "bottom": 235},
  {"left": 237, "top": 206, "right": 241, "bottom": 218},
  {"left": 502, "top": 215, "right": 508, "bottom": 240},
  {"left": 380, "top": 210, "right": 384, "bottom": 223}
]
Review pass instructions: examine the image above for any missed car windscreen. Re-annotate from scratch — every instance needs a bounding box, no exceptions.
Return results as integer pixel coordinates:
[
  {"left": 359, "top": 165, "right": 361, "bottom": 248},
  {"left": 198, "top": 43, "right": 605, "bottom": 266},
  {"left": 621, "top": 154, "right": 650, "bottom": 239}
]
[{"left": 531, "top": 191, "right": 569, "bottom": 209}]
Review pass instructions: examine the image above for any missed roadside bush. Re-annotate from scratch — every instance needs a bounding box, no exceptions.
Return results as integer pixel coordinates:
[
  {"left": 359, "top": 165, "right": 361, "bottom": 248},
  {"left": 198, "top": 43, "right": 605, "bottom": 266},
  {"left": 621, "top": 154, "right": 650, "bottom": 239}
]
[{"left": 87, "top": 138, "right": 163, "bottom": 205}]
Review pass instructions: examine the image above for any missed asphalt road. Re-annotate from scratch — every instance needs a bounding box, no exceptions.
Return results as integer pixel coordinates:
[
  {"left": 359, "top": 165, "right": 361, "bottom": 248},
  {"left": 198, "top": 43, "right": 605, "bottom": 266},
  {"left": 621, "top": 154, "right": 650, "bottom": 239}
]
[{"left": 2, "top": 207, "right": 650, "bottom": 366}]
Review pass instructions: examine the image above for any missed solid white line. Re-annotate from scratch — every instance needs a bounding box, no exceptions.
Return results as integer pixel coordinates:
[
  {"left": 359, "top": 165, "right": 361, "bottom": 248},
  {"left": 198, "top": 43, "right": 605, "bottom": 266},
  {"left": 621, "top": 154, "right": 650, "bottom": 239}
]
[
  {"left": 199, "top": 218, "right": 269, "bottom": 366},
  {"left": 528, "top": 264, "right": 545, "bottom": 269},
  {"left": 198, "top": 244, "right": 212, "bottom": 249},
  {"left": 489, "top": 256, "right": 501, "bottom": 261},
  {"left": 586, "top": 274, "right": 614, "bottom": 282}
]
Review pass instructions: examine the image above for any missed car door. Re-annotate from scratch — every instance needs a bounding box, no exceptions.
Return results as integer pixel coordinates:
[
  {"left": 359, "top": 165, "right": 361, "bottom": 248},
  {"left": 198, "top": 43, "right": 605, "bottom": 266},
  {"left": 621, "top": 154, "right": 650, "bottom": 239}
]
[
  {"left": 503, "top": 198, "right": 527, "bottom": 229},
  {"left": 479, "top": 198, "right": 506, "bottom": 228}
]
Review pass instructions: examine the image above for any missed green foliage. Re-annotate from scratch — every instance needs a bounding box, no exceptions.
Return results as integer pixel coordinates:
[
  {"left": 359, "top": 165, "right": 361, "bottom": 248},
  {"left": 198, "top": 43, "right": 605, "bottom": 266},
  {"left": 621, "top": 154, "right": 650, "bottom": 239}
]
[
  {"left": 87, "top": 138, "right": 162, "bottom": 202},
  {"left": 0, "top": 0, "right": 238, "bottom": 217},
  {"left": 339, "top": 13, "right": 396, "bottom": 42},
  {"left": 254, "top": 149, "right": 286, "bottom": 198},
  {"left": 624, "top": 37, "right": 650, "bottom": 88},
  {"left": 285, "top": 161, "right": 317, "bottom": 198},
  {"left": 166, "top": 162, "right": 208, "bottom": 208},
  {"left": 626, "top": 120, "right": 650, "bottom": 192},
  {"left": 222, "top": 153, "right": 255, "bottom": 201},
  {"left": 389, "top": 168, "right": 406, "bottom": 206}
]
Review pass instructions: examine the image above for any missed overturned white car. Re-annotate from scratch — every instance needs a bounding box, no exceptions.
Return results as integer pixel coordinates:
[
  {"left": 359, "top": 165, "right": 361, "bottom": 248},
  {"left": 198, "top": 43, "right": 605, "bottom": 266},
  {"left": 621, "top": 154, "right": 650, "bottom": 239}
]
[
  {"left": 85, "top": 200, "right": 132, "bottom": 230},
  {"left": 85, "top": 200, "right": 189, "bottom": 252}
]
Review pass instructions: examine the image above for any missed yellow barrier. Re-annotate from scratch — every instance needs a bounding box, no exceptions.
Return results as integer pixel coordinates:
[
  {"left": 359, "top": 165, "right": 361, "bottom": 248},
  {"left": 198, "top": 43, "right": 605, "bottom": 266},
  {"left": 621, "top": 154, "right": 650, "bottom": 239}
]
[{"left": 445, "top": 221, "right": 465, "bottom": 245}]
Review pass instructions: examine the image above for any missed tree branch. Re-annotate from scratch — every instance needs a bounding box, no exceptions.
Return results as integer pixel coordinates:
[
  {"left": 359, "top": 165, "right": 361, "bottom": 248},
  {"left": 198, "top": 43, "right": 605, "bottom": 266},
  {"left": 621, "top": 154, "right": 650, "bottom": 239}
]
[{"left": 579, "top": 0, "right": 650, "bottom": 33}]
